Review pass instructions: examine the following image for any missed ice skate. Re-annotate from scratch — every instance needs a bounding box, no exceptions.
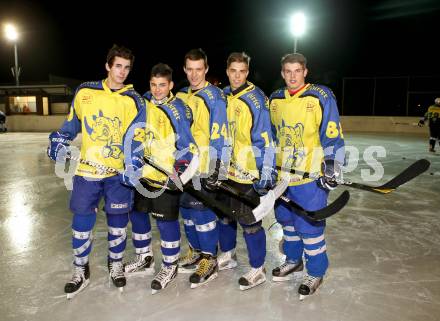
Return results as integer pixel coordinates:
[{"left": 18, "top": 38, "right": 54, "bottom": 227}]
[
  {"left": 189, "top": 254, "right": 218, "bottom": 288},
  {"left": 123, "top": 252, "right": 154, "bottom": 277},
  {"left": 108, "top": 260, "right": 126, "bottom": 292},
  {"left": 151, "top": 264, "right": 178, "bottom": 294},
  {"left": 298, "top": 274, "right": 323, "bottom": 300},
  {"left": 238, "top": 266, "right": 266, "bottom": 291},
  {"left": 429, "top": 147, "right": 436, "bottom": 153},
  {"left": 178, "top": 247, "right": 202, "bottom": 274},
  {"left": 272, "top": 260, "right": 304, "bottom": 282},
  {"left": 65, "top": 263, "right": 90, "bottom": 300},
  {"left": 217, "top": 250, "right": 238, "bottom": 271}
]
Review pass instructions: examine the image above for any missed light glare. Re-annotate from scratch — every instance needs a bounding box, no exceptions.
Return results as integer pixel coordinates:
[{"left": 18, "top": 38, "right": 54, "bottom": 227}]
[
  {"left": 290, "top": 12, "right": 306, "bottom": 37},
  {"left": 4, "top": 24, "right": 18, "bottom": 41}
]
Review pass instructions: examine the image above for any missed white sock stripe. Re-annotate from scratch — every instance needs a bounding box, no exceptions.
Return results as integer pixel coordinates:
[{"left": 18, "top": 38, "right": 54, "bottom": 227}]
[
  {"left": 284, "top": 235, "right": 301, "bottom": 241},
  {"left": 108, "top": 226, "right": 126, "bottom": 236},
  {"left": 73, "top": 238, "right": 93, "bottom": 255},
  {"left": 163, "top": 253, "right": 180, "bottom": 263},
  {"left": 132, "top": 231, "right": 152, "bottom": 241},
  {"left": 304, "top": 244, "right": 327, "bottom": 256},
  {"left": 72, "top": 229, "right": 92, "bottom": 240},
  {"left": 109, "top": 250, "right": 124, "bottom": 260},
  {"left": 74, "top": 256, "right": 89, "bottom": 265},
  {"left": 283, "top": 226, "right": 296, "bottom": 232},
  {"left": 303, "top": 234, "right": 325, "bottom": 245},
  {"left": 161, "top": 240, "right": 180, "bottom": 248},
  {"left": 183, "top": 219, "right": 195, "bottom": 226},
  {"left": 135, "top": 246, "right": 151, "bottom": 254},
  {"left": 195, "top": 221, "right": 216, "bottom": 232},
  {"left": 109, "top": 234, "right": 127, "bottom": 248}
]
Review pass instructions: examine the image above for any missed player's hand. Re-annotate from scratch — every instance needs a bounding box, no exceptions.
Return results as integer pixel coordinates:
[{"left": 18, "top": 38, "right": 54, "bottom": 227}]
[
  {"left": 253, "top": 166, "right": 277, "bottom": 195},
  {"left": 121, "top": 156, "right": 144, "bottom": 187},
  {"left": 202, "top": 159, "right": 222, "bottom": 191},
  {"left": 318, "top": 159, "right": 342, "bottom": 191},
  {"left": 47, "top": 131, "right": 72, "bottom": 162}
]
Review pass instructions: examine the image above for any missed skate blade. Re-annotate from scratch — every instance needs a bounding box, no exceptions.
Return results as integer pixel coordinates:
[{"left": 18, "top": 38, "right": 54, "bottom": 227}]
[
  {"left": 239, "top": 278, "right": 266, "bottom": 291},
  {"left": 151, "top": 289, "right": 159, "bottom": 295},
  {"left": 218, "top": 261, "right": 238, "bottom": 271},
  {"left": 124, "top": 268, "right": 155, "bottom": 277},
  {"left": 272, "top": 272, "right": 303, "bottom": 282},
  {"left": 190, "top": 272, "right": 218, "bottom": 289},
  {"left": 66, "top": 279, "right": 90, "bottom": 300},
  {"left": 118, "top": 287, "right": 124, "bottom": 293}
]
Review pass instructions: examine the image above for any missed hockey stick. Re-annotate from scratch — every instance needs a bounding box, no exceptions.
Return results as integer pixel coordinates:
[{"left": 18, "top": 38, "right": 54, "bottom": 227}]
[
  {"left": 276, "top": 158, "right": 431, "bottom": 194},
  {"left": 142, "top": 156, "right": 259, "bottom": 224},
  {"left": 340, "top": 159, "right": 430, "bottom": 194},
  {"left": 227, "top": 163, "right": 350, "bottom": 221}
]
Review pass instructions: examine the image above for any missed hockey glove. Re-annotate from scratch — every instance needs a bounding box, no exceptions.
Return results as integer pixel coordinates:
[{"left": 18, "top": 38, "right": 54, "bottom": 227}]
[
  {"left": 418, "top": 119, "right": 425, "bottom": 127},
  {"left": 201, "top": 158, "right": 222, "bottom": 191},
  {"left": 163, "top": 160, "right": 189, "bottom": 191},
  {"left": 47, "top": 131, "right": 72, "bottom": 162},
  {"left": 253, "top": 166, "right": 277, "bottom": 195},
  {"left": 121, "top": 156, "right": 144, "bottom": 187},
  {"left": 318, "top": 159, "right": 342, "bottom": 191}
]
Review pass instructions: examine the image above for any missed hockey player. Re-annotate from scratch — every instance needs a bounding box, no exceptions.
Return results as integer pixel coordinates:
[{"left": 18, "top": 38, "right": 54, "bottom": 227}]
[
  {"left": 122, "top": 63, "right": 198, "bottom": 294},
  {"left": 176, "top": 48, "right": 228, "bottom": 288},
  {"left": 217, "top": 52, "right": 276, "bottom": 290},
  {"left": 418, "top": 97, "right": 440, "bottom": 152},
  {"left": 270, "top": 53, "right": 345, "bottom": 300},
  {"left": 47, "top": 45, "right": 145, "bottom": 299}
]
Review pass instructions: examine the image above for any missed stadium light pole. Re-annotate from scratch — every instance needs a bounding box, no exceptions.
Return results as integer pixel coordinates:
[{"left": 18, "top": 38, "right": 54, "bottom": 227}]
[
  {"left": 290, "top": 12, "right": 306, "bottom": 53},
  {"left": 4, "top": 23, "right": 21, "bottom": 86}
]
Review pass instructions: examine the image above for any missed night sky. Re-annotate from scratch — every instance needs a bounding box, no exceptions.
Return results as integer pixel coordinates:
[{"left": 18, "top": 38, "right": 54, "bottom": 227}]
[{"left": 1, "top": 0, "right": 439, "bottom": 97}]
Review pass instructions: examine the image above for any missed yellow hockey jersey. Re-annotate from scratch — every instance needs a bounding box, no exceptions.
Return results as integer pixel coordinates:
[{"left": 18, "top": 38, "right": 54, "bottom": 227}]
[
  {"left": 59, "top": 79, "right": 145, "bottom": 178},
  {"left": 270, "top": 84, "right": 345, "bottom": 186},
  {"left": 177, "top": 82, "right": 228, "bottom": 174}
]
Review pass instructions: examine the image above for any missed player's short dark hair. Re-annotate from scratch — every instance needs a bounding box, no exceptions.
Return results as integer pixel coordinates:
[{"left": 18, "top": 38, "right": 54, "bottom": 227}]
[
  {"left": 184, "top": 48, "right": 208, "bottom": 68},
  {"left": 281, "top": 53, "right": 307, "bottom": 69},
  {"left": 226, "top": 52, "right": 251, "bottom": 69},
  {"left": 150, "top": 63, "right": 173, "bottom": 81},
  {"left": 107, "top": 44, "right": 135, "bottom": 68}
]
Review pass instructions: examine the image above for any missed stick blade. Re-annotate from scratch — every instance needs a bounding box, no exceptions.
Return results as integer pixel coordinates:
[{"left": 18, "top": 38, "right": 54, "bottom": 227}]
[
  {"left": 378, "top": 159, "right": 430, "bottom": 190},
  {"left": 307, "top": 190, "right": 350, "bottom": 221}
]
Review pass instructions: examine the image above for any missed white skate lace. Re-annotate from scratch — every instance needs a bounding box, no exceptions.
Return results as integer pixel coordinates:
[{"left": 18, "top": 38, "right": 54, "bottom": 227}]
[
  {"left": 243, "top": 267, "right": 263, "bottom": 281},
  {"left": 279, "top": 262, "right": 296, "bottom": 272},
  {"left": 70, "top": 265, "right": 85, "bottom": 284},
  {"left": 303, "top": 274, "right": 319, "bottom": 288},
  {"left": 156, "top": 265, "right": 175, "bottom": 283},
  {"left": 109, "top": 261, "right": 124, "bottom": 279},
  {"left": 218, "top": 251, "right": 233, "bottom": 264},
  {"left": 125, "top": 254, "right": 145, "bottom": 270}
]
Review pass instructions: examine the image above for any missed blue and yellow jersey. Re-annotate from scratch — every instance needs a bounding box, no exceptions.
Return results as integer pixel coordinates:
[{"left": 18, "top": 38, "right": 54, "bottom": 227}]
[
  {"left": 177, "top": 82, "right": 228, "bottom": 174},
  {"left": 424, "top": 104, "right": 440, "bottom": 125},
  {"left": 270, "top": 84, "right": 345, "bottom": 186},
  {"left": 224, "top": 82, "right": 275, "bottom": 184},
  {"left": 59, "top": 79, "right": 145, "bottom": 178},
  {"left": 139, "top": 92, "right": 197, "bottom": 187}
]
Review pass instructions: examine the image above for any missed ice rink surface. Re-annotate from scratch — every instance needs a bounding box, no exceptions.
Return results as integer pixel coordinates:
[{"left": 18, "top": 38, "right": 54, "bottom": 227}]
[{"left": 0, "top": 132, "right": 439, "bottom": 321}]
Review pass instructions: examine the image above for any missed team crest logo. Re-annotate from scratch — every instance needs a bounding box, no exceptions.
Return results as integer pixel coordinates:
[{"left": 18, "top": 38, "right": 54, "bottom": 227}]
[
  {"left": 81, "top": 95, "right": 93, "bottom": 104},
  {"left": 84, "top": 110, "right": 122, "bottom": 159},
  {"left": 277, "top": 120, "right": 305, "bottom": 167}
]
